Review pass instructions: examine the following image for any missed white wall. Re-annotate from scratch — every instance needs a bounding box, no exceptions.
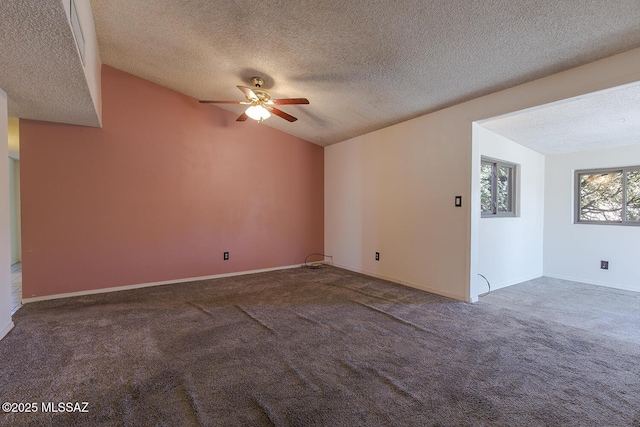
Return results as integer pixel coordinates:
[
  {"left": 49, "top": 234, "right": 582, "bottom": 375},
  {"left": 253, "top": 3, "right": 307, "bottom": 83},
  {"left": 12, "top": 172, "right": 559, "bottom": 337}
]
[
  {"left": 0, "top": 88, "right": 14, "bottom": 340},
  {"left": 475, "top": 125, "right": 545, "bottom": 292},
  {"left": 544, "top": 144, "right": 640, "bottom": 292},
  {"left": 62, "top": 0, "right": 102, "bottom": 124},
  {"left": 326, "top": 47, "right": 640, "bottom": 302}
]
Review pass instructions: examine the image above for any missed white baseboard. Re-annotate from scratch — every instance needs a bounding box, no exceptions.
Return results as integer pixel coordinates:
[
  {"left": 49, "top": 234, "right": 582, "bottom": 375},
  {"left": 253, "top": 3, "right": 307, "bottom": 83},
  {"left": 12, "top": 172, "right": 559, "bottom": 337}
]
[
  {"left": 23, "top": 264, "right": 303, "bottom": 304},
  {"left": 332, "top": 263, "right": 466, "bottom": 302},
  {"left": 481, "top": 273, "right": 544, "bottom": 292},
  {"left": 0, "top": 321, "right": 14, "bottom": 341},
  {"left": 543, "top": 274, "right": 640, "bottom": 293}
]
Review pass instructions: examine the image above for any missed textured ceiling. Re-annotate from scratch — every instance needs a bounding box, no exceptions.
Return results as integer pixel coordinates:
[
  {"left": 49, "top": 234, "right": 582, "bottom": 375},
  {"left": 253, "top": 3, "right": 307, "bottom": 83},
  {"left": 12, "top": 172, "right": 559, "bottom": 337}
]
[
  {"left": 90, "top": 0, "right": 640, "bottom": 146},
  {"left": 0, "top": 0, "right": 99, "bottom": 127},
  {"left": 2, "top": 2, "right": 640, "bottom": 145},
  {"left": 481, "top": 82, "right": 640, "bottom": 155}
]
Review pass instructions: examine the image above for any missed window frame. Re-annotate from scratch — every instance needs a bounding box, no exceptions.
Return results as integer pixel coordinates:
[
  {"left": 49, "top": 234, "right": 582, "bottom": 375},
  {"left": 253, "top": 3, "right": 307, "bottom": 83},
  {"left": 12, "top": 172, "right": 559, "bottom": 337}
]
[
  {"left": 481, "top": 156, "right": 518, "bottom": 218},
  {"left": 574, "top": 165, "right": 640, "bottom": 226}
]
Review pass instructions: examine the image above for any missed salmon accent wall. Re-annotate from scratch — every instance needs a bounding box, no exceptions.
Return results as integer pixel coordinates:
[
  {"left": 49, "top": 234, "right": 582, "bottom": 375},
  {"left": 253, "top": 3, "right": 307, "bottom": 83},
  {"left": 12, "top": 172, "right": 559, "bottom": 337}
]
[{"left": 20, "top": 66, "right": 323, "bottom": 298}]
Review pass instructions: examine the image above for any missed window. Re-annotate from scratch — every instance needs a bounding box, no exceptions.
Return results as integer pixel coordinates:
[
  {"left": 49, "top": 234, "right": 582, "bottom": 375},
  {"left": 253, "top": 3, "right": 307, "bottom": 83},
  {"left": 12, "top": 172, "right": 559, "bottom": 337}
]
[
  {"left": 575, "top": 166, "right": 640, "bottom": 225},
  {"left": 481, "top": 157, "right": 517, "bottom": 217}
]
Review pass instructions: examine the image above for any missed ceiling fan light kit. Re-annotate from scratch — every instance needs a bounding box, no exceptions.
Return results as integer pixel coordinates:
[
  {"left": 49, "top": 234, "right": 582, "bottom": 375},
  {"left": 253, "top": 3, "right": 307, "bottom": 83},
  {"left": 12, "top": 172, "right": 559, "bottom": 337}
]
[
  {"left": 245, "top": 105, "right": 271, "bottom": 122},
  {"left": 199, "top": 77, "right": 309, "bottom": 123}
]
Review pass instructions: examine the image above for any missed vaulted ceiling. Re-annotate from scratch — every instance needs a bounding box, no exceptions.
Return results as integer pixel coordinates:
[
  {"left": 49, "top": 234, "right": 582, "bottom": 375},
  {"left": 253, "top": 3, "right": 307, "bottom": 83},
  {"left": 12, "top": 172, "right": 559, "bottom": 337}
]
[
  {"left": 2, "top": 1, "right": 640, "bottom": 147},
  {"left": 89, "top": 0, "right": 640, "bottom": 146}
]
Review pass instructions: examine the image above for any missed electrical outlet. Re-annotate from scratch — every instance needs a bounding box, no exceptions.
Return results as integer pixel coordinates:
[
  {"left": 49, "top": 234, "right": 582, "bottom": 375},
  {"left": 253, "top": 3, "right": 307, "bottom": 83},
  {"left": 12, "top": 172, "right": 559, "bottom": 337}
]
[
  {"left": 223, "top": 252, "right": 229, "bottom": 261},
  {"left": 455, "top": 196, "right": 462, "bottom": 207},
  {"left": 375, "top": 252, "right": 380, "bottom": 261},
  {"left": 600, "top": 260, "right": 608, "bottom": 270}
]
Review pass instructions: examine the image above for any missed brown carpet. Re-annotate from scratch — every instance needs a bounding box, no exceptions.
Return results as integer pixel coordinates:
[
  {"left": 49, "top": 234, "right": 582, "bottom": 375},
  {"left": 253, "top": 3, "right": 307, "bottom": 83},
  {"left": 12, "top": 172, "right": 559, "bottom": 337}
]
[{"left": 1, "top": 266, "right": 639, "bottom": 426}]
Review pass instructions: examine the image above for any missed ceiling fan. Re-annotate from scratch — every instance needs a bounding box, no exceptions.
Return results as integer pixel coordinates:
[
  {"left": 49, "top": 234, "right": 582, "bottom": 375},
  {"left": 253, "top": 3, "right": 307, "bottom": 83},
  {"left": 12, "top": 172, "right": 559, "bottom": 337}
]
[{"left": 199, "top": 77, "right": 309, "bottom": 123}]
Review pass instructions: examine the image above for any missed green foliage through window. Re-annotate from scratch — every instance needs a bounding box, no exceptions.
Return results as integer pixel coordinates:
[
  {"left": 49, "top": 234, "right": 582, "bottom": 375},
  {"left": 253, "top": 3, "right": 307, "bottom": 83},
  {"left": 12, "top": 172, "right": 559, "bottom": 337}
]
[
  {"left": 627, "top": 171, "right": 640, "bottom": 221},
  {"left": 577, "top": 167, "right": 640, "bottom": 225},
  {"left": 481, "top": 158, "right": 516, "bottom": 217},
  {"left": 480, "top": 163, "right": 493, "bottom": 214}
]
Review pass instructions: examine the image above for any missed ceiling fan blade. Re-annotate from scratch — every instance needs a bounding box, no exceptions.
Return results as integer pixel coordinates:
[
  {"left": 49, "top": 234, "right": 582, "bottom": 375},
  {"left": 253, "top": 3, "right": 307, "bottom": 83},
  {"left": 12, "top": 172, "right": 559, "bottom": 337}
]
[
  {"left": 237, "top": 86, "right": 259, "bottom": 101},
  {"left": 270, "top": 98, "right": 310, "bottom": 105},
  {"left": 236, "top": 112, "right": 249, "bottom": 122},
  {"left": 270, "top": 107, "right": 297, "bottom": 122},
  {"left": 199, "top": 100, "right": 247, "bottom": 104}
]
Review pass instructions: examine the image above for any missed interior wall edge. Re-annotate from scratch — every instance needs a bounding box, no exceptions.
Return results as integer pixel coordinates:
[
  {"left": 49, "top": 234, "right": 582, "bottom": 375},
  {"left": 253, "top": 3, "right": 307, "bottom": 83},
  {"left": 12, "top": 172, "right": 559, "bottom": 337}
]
[
  {"left": 0, "top": 321, "right": 14, "bottom": 341},
  {"left": 469, "top": 122, "right": 482, "bottom": 302},
  {"left": 0, "top": 87, "right": 11, "bottom": 341},
  {"left": 61, "top": 0, "right": 103, "bottom": 125}
]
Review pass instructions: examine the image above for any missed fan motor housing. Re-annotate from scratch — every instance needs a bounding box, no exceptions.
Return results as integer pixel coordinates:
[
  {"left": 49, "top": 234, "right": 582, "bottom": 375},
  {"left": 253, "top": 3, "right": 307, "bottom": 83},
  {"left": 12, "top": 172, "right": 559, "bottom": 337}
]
[{"left": 252, "top": 89, "right": 271, "bottom": 102}]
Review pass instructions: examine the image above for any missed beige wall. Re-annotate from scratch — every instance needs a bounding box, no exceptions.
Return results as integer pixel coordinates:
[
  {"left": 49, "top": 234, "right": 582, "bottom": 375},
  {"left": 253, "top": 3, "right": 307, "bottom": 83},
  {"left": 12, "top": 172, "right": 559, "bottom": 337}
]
[
  {"left": 325, "top": 109, "right": 472, "bottom": 301},
  {"left": 9, "top": 158, "right": 20, "bottom": 265},
  {"left": 326, "top": 47, "right": 640, "bottom": 302},
  {"left": 8, "top": 117, "right": 21, "bottom": 265},
  {"left": 8, "top": 118, "right": 18, "bottom": 158}
]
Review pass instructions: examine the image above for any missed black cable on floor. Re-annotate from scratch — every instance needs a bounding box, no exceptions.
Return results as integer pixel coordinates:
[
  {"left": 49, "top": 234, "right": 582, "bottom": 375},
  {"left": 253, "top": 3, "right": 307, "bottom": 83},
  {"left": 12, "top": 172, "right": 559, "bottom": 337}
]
[
  {"left": 304, "top": 253, "right": 333, "bottom": 269},
  {"left": 478, "top": 273, "right": 491, "bottom": 297}
]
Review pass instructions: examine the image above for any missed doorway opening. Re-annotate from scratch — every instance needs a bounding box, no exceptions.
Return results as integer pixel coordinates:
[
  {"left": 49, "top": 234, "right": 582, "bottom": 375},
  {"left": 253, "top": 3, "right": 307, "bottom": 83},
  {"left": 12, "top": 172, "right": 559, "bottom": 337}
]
[{"left": 9, "top": 118, "right": 21, "bottom": 313}]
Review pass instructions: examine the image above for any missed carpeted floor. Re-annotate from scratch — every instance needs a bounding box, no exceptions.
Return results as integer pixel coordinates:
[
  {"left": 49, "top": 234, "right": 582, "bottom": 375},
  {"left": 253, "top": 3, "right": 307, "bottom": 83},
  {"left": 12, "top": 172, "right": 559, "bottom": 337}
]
[
  {"left": 481, "top": 276, "right": 640, "bottom": 346},
  {"left": 1, "top": 266, "right": 639, "bottom": 426}
]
